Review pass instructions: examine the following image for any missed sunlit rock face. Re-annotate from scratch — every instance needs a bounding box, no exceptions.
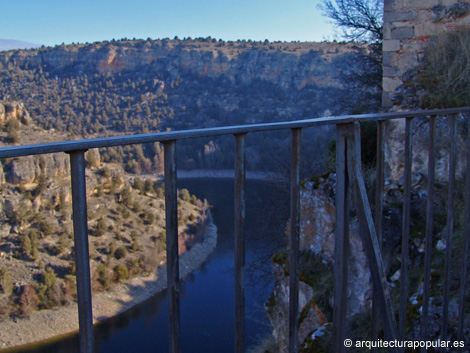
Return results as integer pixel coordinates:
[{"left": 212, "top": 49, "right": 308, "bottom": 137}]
[
  {"left": 384, "top": 117, "right": 467, "bottom": 186},
  {"left": 0, "top": 40, "right": 364, "bottom": 91},
  {"left": 267, "top": 174, "right": 372, "bottom": 352},
  {"left": 0, "top": 101, "right": 31, "bottom": 125}
]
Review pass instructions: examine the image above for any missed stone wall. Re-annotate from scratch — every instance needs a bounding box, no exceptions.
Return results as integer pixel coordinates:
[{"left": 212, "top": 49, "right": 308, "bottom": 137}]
[{"left": 382, "top": 0, "right": 470, "bottom": 108}]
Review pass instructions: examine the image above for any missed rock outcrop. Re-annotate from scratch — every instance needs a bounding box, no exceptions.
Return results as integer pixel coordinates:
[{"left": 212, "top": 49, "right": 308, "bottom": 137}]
[
  {"left": 0, "top": 40, "right": 365, "bottom": 91},
  {"left": 0, "top": 102, "right": 101, "bottom": 184},
  {"left": 0, "top": 101, "right": 31, "bottom": 125},
  {"left": 267, "top": 174, "right": 372, "bottom": 352},
  {"left": 385, "top": 116, "right": 467, "bottom": 184}
]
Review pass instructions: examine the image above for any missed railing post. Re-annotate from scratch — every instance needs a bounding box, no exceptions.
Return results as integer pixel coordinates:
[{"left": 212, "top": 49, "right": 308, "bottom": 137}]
[
  {"left": 441, "top": 115, "right": 457, "bottom": 350},
  {"left": 399, "top": 117, "right": 413, "bottom": 345},
  {"left": 347, "top": 122, "right": 399, "bottom": 351},
  {"left": 68, "top": 150, "right": 94, "bottom": 353},
  {"left": 333, "top": 124, "right": 350, "bottom": 353},
  {"left": 421, "top": 116, "right": 436, "bottom": 349},
  {"left": 234, "top": 133, "right": 246, "bottom": 353},
  {"left": 164, "top": 140, "right": 181, "bottom": 353},
  {"left": 289, "top": 128, "right": 301, "bottom": 353},
  {"left": 372, "top": 119, "right": 385, "bottom": 352},
  {"left": 458, "top": 115, "right": 470, "bottom": 352}
]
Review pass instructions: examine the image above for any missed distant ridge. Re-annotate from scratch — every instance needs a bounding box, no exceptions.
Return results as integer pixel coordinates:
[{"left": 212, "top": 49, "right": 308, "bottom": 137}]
[{"left": 0, "top": 39, "right": 40, "bottom": 51}]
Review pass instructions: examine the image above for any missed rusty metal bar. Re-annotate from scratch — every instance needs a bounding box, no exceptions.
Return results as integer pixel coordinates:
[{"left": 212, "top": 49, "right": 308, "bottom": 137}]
[
  {"left": 164, "top": 140, "right": 181, "bottom": 353},
  {"left": 371, "top": 119, "right": 385, "bottom": 351},
  {"left": 69, "top": 150, "right": 94, "bottom": 353},
  {"left": 1, "top": 108, "right": 470, "bottom": 160},
  {"left": 441, "top": 115, "right": 457, "bottom": 349},
  {"left": 458, "top": 117, "right": 470, "bottom": 350},
  {"left": 234, "top": 133, "right": 246, "bottom": 353},
  {"left": 333, "top": 124, "right": 350, "bottom": 353},
  {"left": 421, "top": 116, "right": 436, "bottom": 348},
  {"left": 399, "top": 117, "right": 413, "bottom": 344},
  {"left": 348, "top": 122, "right": 399, "bottom": 351},
  {"left": 289, "top": 128, "right": 301, "bottom": 353}
]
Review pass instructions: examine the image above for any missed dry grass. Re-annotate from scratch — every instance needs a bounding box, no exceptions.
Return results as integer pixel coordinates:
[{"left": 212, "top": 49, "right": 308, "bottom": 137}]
[{"left": 415, "top": 28, "right": 470, "bottom": 108}]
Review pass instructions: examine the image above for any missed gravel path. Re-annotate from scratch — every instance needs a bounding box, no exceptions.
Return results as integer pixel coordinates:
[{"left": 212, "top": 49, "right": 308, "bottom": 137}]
[{"left": 0, "top": 220, "right": 217, "bottom": 350}]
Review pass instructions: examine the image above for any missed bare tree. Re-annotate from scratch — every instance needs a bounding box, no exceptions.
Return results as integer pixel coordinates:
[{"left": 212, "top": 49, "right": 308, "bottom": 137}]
[{"left": 318, "top": 0, "right": 383, "bottom": 42}]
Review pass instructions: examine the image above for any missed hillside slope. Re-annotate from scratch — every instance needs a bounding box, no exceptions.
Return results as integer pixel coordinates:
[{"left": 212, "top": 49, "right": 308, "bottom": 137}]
[{"left": 0, "top": 38, "right": 379, "bottom": 176}]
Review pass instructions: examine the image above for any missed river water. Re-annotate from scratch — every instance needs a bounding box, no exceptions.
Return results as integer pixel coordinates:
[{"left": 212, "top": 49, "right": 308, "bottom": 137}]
[{"left": 12, "top": 178, "right": 287, "bottom": 353}]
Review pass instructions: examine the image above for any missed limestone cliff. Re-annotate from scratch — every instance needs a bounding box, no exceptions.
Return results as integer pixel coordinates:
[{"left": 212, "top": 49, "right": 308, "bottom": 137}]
[
  {"left": 0, "top": 101, "right": 31, "bottom": 125},
  {"left": 0, "top": 39, "right": 380, "bottom": 173},
  {"left": 385, "top": 116, "right": 467, "bottom": 185},
  {"left": 266, "top": 174, "right": 373, "bottom": 352},
  {"left": 0, "top": 101, "right": 101, "bottom": 184},
  {"left": 0, "top": 40, "right": 364, "bottom": 91}
]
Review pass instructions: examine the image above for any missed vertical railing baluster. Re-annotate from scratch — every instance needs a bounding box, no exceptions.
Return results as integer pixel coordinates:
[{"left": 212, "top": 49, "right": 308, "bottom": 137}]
[
  {"left": 458, "top": 116, "right": 470, "bottom": 352},
  {"left": 289, "top": 128, "right": 301, "bottom": 353},
  {"left": 421, "top": 115, "right": 436, "bottom": 350},
  {"left": 441, "top": 115, "right": 457, "bottom": 350},
  {"left": 348, "top": 122, "right": 399, "bottom": 351},
  {"left": 333, "top": 124, "right": 350, "bottom": 353},
  {"left": 234, "top": 133, "right": 246, "bottom": 353},
  {"left": 69, "top": 150, "right": 94, "bottom": 353},
  {"left": 372, "top": 120, "right": 385, "bottom": 352},
  {"left": 399, "top": 117, "right": 413, "bottom": 345},
  {"left": 164, "top": 140, "right": 181, "bottom": 353}
]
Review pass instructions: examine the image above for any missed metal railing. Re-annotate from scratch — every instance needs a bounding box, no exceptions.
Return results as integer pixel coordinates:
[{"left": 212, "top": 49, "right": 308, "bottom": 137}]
[{"left": 1, "top": 107, "right": 470, "bottom": 353}]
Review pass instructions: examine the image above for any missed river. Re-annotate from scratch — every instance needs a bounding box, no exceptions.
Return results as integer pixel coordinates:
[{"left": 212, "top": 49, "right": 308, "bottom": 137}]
[{"left": 11, "top": 178, "right": 288, "bottom": 353}]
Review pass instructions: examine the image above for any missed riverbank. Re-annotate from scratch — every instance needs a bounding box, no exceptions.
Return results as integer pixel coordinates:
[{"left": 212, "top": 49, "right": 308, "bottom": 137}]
[{"left": 0, "top": 218, "right": 218, "bottom": 350}]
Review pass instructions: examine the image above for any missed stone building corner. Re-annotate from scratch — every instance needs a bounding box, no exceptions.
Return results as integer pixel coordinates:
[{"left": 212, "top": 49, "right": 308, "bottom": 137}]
[{"left": 382, "top": 0, "right": 470, "bottom": 109}]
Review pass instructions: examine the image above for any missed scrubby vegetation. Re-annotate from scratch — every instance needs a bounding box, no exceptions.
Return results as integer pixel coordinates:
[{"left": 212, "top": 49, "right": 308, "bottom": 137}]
[
  {"left": 0, "top": 145, "right": 210, "bottom": 320},
  {"left": 401, "top": 28, "right": 470, "bottom": 109},
  {"left": 0, "top": 38, "right": 380, "bottom": 177}
]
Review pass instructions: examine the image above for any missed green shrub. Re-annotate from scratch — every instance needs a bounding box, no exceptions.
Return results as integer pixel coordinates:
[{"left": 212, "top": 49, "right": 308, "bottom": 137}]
[
  {"left": 114, "top": 246, "right": 128, "bottom": 260},
  {"left": 97, "top": 263, "right": 110, "bottom": 289},
  {"left": 411, "top": 29, "right": 470, "bottom": 108},
  {"left": 20, "top": 233, "right": 32, "bottom": 257},
  {"left": 94, "top": 217, "right": 106, "bottom": 237},
  {"left": 37, "top": 267, "right": 59, "bottom": 308},
  {"left": 113, "top": 265, "right": 129, "bottom": 282},
  {"left": 179, "top": 188, "right": 190, "bottom": 201},
  {"left": 144, "top": 211, "right": 156, "bottom": 225},
  {"left": 0, "top": 267, "right": 13, "bottom": 295}
]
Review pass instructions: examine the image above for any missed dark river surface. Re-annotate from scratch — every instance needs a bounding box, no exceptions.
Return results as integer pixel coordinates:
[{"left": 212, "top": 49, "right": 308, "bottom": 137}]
[{"left": 10, "top": 178, "right": 288, "bottom": 353}]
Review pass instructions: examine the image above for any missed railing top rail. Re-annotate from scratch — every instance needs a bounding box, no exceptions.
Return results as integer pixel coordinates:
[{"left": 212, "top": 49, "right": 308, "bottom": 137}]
[{"left": 0, "top": 107, "right": 469, "bottom": 159}]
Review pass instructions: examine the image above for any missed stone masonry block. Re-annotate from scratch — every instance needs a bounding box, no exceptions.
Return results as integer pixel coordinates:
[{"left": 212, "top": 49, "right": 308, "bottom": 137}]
[
  {"left": 406, "top": 0, "right": 439, "bottom": 10},
  {"left": 391, "top": 52, "right": 419, "bottom": 69},
  {"left": 391, "top": 27, "right": 415, "bottom": 39},
  {"left": 384, "top": 0, "right": 397, "bottom": 12},
  {"left": 383, "top": 39, "right": 401, "bottom": 51},
  {"left": 383, "top": 52, "right": 393, "bottom": 66},
  {"left": 419, "top": 8, "right": 437, "bottom": 22},
  {"left": 392, "top": 20, "right": 414, "bottom": 28},
  {"left": 415, "top": 22, "right": 440, "bottom": 37},
  {"left": 402, "top": 42, "right": 427, "bottom": 54},
  {"left": 383, "top": 66, "right": 401, "bottom": 77},
  {"left": 441, "top": 0, "right": 462, "bottom": 6},
  {"left": 387, "top": 10, "right": 418, "bottom": 21},
  {"left": 383, "top": 77, "right": 403, "bottom": 93},
  {"left": 382, "top": 92, "right": 394, "bottom": 108},
  {"left": 383, "top": 22, "right": 392, "bottom": 39}
]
